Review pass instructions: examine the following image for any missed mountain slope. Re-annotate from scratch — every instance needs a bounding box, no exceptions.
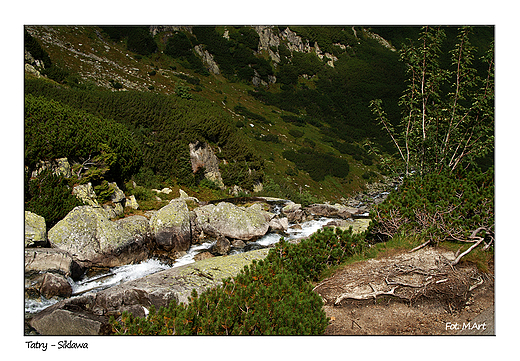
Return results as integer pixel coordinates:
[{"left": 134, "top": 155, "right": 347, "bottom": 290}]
[{"left": 24, "top": 25, "right": 493, "bottom": 203}]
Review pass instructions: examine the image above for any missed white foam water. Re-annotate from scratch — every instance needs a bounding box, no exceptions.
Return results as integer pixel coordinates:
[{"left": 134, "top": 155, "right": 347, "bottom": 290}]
[
  {"left": 252, "top": 217, "right": 335, "bottom": 247},
  {"left": 71, "top": 258, "right": 172, "bottom": 296},
  {"left": 25, "top": 297, "right": 60, "bottom": 314},
  {"left": 171, "top": 240, "right": 217, "bottom": 268}
]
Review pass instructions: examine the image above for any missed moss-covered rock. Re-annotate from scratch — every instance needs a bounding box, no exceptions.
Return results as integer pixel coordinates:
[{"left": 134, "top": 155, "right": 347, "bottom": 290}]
[
  {"left": 47, "top": 206, "right": 135, "bottom": 266},
  {"left": 24, "top": 211, "right": 47, "bottom": 247},
  {"left": 149, "top": 199, "right": 192, "bottom": 252},
  {"left": 194, "top": 202, "right": 274, "bottom": 241}
]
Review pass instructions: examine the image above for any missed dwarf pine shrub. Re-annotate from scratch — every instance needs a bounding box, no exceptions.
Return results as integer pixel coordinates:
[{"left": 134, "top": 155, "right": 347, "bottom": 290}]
[
  {"left": 110, "top": 225, "right": 366, "bottom": 335},
  {"left": 369, "top": 167, "right": 494, "bottom": 244}
]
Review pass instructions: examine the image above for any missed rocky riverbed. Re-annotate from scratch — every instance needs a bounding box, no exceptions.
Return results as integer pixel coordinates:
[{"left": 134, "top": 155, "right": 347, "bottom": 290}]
[{"left": 24, "top": 176, "right": 399, "bottom": 335}]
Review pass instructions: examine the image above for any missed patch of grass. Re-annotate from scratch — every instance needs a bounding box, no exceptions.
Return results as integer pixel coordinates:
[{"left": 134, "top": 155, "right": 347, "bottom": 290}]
[
  {"left": 317, "top": 231, "right": 425, "bottom": 281},
  {"left": 439, "top": 241, "right": 494, "bottom": 273}
]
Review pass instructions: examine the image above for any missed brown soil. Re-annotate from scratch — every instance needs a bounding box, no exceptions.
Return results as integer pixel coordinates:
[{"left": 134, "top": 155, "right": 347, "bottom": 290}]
[{"left": 315, "top": 247, "right": 494, "bottom": 335}]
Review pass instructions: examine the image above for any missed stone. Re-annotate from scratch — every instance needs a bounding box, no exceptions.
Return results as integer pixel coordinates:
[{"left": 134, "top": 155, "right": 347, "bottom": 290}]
[
  {"left": 47, "top": 206, "right": 139, "bottom": 268},
  {"left": 269, "top": 217, "right": 289, "bottom": 232},
  {"left": 194, "top": 202, "right": 274, "bottom": 241},
  {"left": 25, "top": 248, "right": 79, "bottom": 278},
  {"left": 102, "top": 202, "right": 124, "bottom": 219},
  {"left": 109, "top": 182, "right": 126, "bottom": 203},
  {"left": 31, "top": 157, "right": 72, "bottom": 178},
  {"left": 282, "top": 202, "right": 308, "bottom": 223},
  {"left": 212, "top": 236, "right": 231, "bottom": 255},
  {"left": 40, "top": 273, "right": 72, "bottom": 299},
  {"left": 125, "top": 195, "right": 139, "bottom": 209},
  {"left": 115, "top": 215, "right": 151, "bottom": 240},
  {"left": 30, "top": 306, "right": 110, "bottom": 336},
  {"left": 194, "top": 251, "right": 214, "bottom": 261},
  {"left": 72, "top": 183, "right": 99, "bottom": 207},
  {"left": 149, "top": 199, "right": 192, "bottom": 252},
  {"left": 231, "top": 239, "right": 246, "bottom": 249},
  {"left": 25, "top": 211, "right": 47, "bottom": 247},
  {"left": 305, "top": 203, "right": 355, "bottom": 219}
]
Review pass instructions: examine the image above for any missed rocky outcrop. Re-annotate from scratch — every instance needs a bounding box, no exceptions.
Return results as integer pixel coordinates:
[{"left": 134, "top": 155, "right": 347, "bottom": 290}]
[
  {"left": 282, "top": 202, "right": 308, "bottom": 223},
  {"left": 189, "top": 141, "right": 224, "bottom": 189},
  {"left": 149, "top": 198, "right": 192, "bottom": 252},
  {"left": 194, "top": 202, "right": 274, "bottom": 241},
  {"left": 47, "top": 206, "right": 149, "bottom": 268},
  {"left": 194, "top": 45, "right": 220, "bottom": 75},
  {"left": 29, "top": 249, "right": 269, "bottom": 335},
  {"left": 25, "top": 211, "right": 47, "bottom": 247},
  {"left": 25, "top": 248, "right": 80, "bottom": 278},
  {"left": 31, "top": 157, "right": 72, "bottom": 178},
  {"left": 125, "top": 195, "right": 139, "bottom": 210}
]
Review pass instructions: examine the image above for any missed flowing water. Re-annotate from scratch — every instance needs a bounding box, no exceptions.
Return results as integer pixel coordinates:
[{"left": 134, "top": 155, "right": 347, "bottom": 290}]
[{"left": 24, "top": 215, "right": 338, "bottom": 314}]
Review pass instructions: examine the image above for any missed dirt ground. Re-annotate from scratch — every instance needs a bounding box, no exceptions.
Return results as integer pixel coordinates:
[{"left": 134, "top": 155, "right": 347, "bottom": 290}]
[{"left": 315, "top": 247, "right": 494, "bottom": 335}]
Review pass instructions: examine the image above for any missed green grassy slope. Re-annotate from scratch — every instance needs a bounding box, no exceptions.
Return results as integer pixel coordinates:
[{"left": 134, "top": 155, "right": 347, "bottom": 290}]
[{"left": 24, "top": 25, "right": 493, "bottom": 203}]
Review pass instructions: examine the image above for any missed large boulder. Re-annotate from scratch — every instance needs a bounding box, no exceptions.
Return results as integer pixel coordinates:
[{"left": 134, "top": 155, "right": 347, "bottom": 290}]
[
  {"left": 24, "top": 248, "right": 79, "bottom": 278},
  {"left": 149, "top": 199, "right": 192, "bottom": 252},
  {"left": 25, "top": 211, "right": 47, "bottom": 247},
  {"left": 282, "top": 202, "right": 308, "bottom": 223},
  {"left": 305, "top": 203, "right": 358, "bottom": 219},
  {"left": 24, "top": 248, "right": 80, "bottom": 300},
  {"left": 29, "top": 249, "right": 269, "bottom": 335},
  {"left": 115, "top": 215, "right": 151, "bottom": 240},
  {"left": 47, "top": 206, "right": 146, "bottom": 268},
  {"left": 194, "top": 202, "right": 274, "bottom": 241}
]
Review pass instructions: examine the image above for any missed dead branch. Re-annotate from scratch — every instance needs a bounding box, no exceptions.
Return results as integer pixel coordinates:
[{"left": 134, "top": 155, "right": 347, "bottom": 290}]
[
  {"left": 450, "top": 226, "right": 492, "bottom": 266},
  {"left": 410, "top": 239, "right": 431, "bottom": 252},
  {"left": 450, "top": 237, "right": 483, "bottom": 266},
  {"left": 335, "top": 286, "right": 409, "bottom": 305}
]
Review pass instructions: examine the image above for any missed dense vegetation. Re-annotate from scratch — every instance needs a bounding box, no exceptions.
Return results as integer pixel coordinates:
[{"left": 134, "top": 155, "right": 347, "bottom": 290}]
[
  {"left": 100, "top": 26, "right": 158, "bottom": 56},
  {"left": 282, "top": 148, "right": 350, "bottom": 181},
  {"left": 110, "top": 227, "right": 365, "bottom": 335},
  {"left": 369, "top": 167, "right": 494, "bottom": 246},
  {"left": 24, "top": 77, "right": 264, "bottom": 190},
  {"left": 25, "top": 169, "right": 83, "bottom": 229}
]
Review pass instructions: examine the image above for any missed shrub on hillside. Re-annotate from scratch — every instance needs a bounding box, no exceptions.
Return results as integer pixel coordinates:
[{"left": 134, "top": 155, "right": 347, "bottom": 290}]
[
  {"left": 369, "top": 167, "right": 494, "bottom": 245},
  {"left": 101, "top": 26, "right": 157, "bottom": 56},
  {"left": 24, "top": 78, "right": 264, "bottom": 190},
  {"left": 111, "top": 259, "right": 328, "bottom": 335},
  {"left": 283, "top": 148, "right": 350, "bottom": 181},
  {"left": 266, "top": 227, "right": 367, "bottom": 282},
  {"left": 25, "top": 169, "right": 83, "bottom": 230},
  {"left": 24, "top": 94, "right": 142, "bottom": 183}
]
